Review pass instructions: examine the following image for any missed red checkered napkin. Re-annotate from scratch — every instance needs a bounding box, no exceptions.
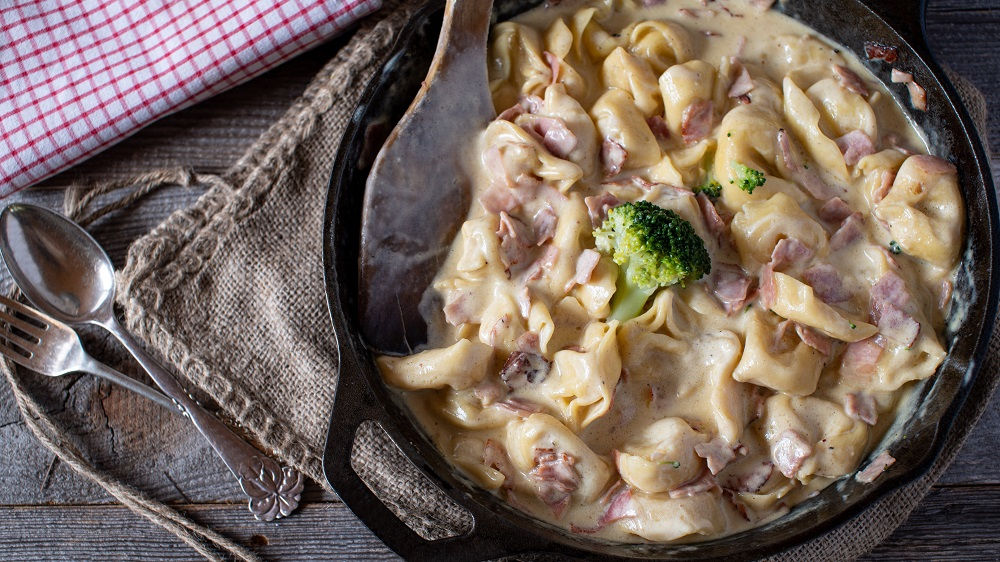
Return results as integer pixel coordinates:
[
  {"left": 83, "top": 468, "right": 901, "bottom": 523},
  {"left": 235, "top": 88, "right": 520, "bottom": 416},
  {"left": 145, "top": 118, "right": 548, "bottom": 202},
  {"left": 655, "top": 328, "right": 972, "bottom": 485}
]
[{"left": 0, "top": 0, "right": 382, "bottom": 196}]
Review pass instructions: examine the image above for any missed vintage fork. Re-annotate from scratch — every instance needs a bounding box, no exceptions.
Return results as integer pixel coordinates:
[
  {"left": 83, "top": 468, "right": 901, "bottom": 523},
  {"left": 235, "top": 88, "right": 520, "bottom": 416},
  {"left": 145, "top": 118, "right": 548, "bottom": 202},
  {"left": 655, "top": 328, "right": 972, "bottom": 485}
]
[{"left": 0, "top": 294, "right": 179, "bottom": 411}]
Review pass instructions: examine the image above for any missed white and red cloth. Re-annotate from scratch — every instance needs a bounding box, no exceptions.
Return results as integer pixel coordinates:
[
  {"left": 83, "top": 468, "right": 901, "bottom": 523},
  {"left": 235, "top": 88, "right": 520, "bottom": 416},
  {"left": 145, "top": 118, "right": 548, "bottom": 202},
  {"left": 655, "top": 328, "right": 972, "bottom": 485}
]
[{"left": 0, "top": 0, "right": 381, "bottom": 196}]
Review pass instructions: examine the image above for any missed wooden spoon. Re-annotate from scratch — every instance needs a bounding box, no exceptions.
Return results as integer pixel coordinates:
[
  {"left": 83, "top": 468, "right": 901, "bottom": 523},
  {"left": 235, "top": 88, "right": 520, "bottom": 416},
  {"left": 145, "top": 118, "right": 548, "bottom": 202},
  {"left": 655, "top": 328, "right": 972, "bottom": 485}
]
[{"left": 359, "top": 0, "right": 495, "bottom": 354}]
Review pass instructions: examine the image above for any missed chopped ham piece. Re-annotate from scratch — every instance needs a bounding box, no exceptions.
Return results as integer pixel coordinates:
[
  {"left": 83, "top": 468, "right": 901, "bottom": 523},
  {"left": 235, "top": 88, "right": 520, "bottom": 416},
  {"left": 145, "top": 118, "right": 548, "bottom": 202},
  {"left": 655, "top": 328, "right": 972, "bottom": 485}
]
[
  {"left": 564, "top": 249, "right": 602, "bottom": 293},
  {"left": 938, "top": 279, "right": 954, "bottom": 310},
  {"left": 722, "top": 461, "right": 774, "bottom": 493},
  {"left": 543, "top": 51, "right": 560, "bottom": 84},
  {"left": 601, "top": 138, "right": 628, "bottom": 176},
  {"left": 864, "top": 41, "right": 899, "bottom": 63},
  {"left": 484, "top": 439, "right": 517, "bottom": 489},
  {"left": 473, "top": 379, "right": 505, "bottom": 405},
  {"left": 681, "top": 99, "right": 714, "bottom": 144},
  {"left": 830, "top": 213, "right": 865, "bottom": 250},
  {"left": 770, "top": 237, "right": 814, "bottom": 271},
  {"left": 532, "top": 204, "right": 558, "bottom": 246},
  {"left": 836, "top": 130, "right": 876, "bottom": 166},
  {"left": 497, "top": 212, "right": 535, "bottom": 271},
  {"left": 841, "top": 336, "right": 884, "bottom": 376},
  {"left": 696, "top": 192, "right": 728, "bottom": 241},
  {"left": 710, "top": 263, "right": 753, "bottom": 315},
  {"left": 521, "top": 115, "right": 578, "bottom": 159},
  {"left": 669, "top": 469, "right": 719, "bottom": 499},
  {"left": 906, "top": 81, "right": 928, "bottom": 111},
  {"left": 875, "top": 303, "right": 921, "bottom": 347},
  {"left": 856, "top": 451, "right": 896, "bottom": 483},
  {"left": 520, "top": 94, "right": 544, "bottom": 114},
  {"left": 497, "top": 397, "right": 544, "bottom": 416},
  {"left": 845, "top": 392, "right": 878, "bottom": 425},
  {"left": 496, "top": 103, "right": 526, "bottom": 123},
  {"left": 759, "top": 262, "right": 777, "bottom": 308},
  {"left": 727, "top": 61, "right": 754, "bottom": 98},
  {"left": 832, "top": 64, "right": 870, "bottom": 97},
  {"left": 795, "top": 323, "right": 833, "bottom": 355},
  {"left": 443, "top": 288, "right": 476, "bottom": 325},
  {"left": 818, "top": 197, "right": 853, "bottom": 224},
  {"left": 515, "top": 330, "right": 541, "bottom": 354},
  {"left": 803, "top": 263, "right": 851, "bottom": 303},
  {"left": 695, "top": 438, "right": 738, "bottom": 475},
  {"left": 874, "top": 169, "right": 896, "bottom": 202},
  {"left": 530, "top": 449, "right": 580, "bottom": 518},
  {"left": 500, "top": 351, "right": 551, "bottom": 389},
  {"left": 776, "top": 129, "right": 840, "bottom": 199},
  {"left": 584, "top": 192, "right": 621, "bottom": 228},
  {"left": 479, "top": 186, "right": 519, "bottom": 214},
  {"left": 598, "top": 482, "right": 637, "bottom": 526},
  {"left": 891, "top": 68, "right": 913, "bottom": 84},
  {"left": 646, "top": 115, "right": 671, "bottom": 140},
  {"left": 871, "top": 271, "right": 911, "bottom": 311},
  {"left": 772, "top": 430, "right": 813, "bottom": 479},
  {"left": 520, "top": 244, "right": 560, "bottom": 283}
]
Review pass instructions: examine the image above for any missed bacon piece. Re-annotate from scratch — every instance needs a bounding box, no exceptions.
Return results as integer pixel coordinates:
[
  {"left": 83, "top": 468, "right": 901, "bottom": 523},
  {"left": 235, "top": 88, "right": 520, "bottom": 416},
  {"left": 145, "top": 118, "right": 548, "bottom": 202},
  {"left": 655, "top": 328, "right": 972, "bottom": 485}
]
[
  {"left": 500, "top": 351, "right": 551, "bottom": 389},
  {"left": 876, "top": 303, "right": 921, "bottom": 347},
  {"left": 646, "top": 115, "right": 671, "bottom": 141},
  {"left": 695, "top": 438, "right": 738, "bottom": 475},
  {"left": 479, "top": 186, "right": 519, "bottom": 214},
  {"left": 856, "top": 451, "right": 896, "bottom": 483},
  {"left": 777, "top": 129, "right": 839, "bottom": 199},
  {"left": 443, "top": 288, "right": 476, "bottom": 325},
  {"left": 836, "top": 130, "right": 876, "bottom": 166},
  {"left": 520, "top": 244, "right": 559, "bottom": 283},
  {"left": 696, "top": 192, "right": 727, "bottom": 241},
  {"left": 520, "top": 114, "right": 578, "bottom": 159},
  {"left": 864, "top": 41, "right": 899, "bottom": 63},
  {"left": 772, "top": 430, "right": 813, "bottom": 479},
  {"left": 543, "top": 51, "right": 560, "bottom": 84},
  {"left": 802, "top": 263, "right": 850, "bottom": 303},
  {"left": 759, "top": 262, "right": 776, "bottom": 308},
  {"left": 874, "top": 169, "right": 896, "bottom": 203},
  {"left": 891, "top": 68, "right": 913, "bottom": 84},
  {"left": 818, "top": 197, "right": 853, "bottom": 224},
  {"left": 564, "top": 249, "right": 601, "bottom": 293},
  {"left": 830, "top": 213, "right": 865, "bottom": 250},
  {"left": 770, "top": 237, "right": 814, "bottom": 271},
  {"left": 832, "top": 64, "right": 870, "bottom": 97},
  {"left": 497, "top": 212, "right": 535, "bottom": 271},
  {"left": 727, "top": 61, "right": 754, "bottom": 98},
  {"left": 722, "top": 461, "right": 774, "bottom": 493},
  {"left": 584, "top": 192, "right": 621, "bottom": 228},
  {"left": 795, "top": 323, "right": 833, "bottom": 355},
  {"left": 681, "top": 99, "right": 714, "bottom": 144},
  {"left": 938, "top": 279, "right": 954, "bottom": 311},
  {"left": 598, "top": 482, "right": 637, "bottom": 526},
  {"left": 484, "top": 439, "right": 517, "bottom": 489},
  {"left": 871, "top": 271, "right": 911, "bottom": 312},
  {"left": 842, "top": 336, "right": 884, "bottom": 376},
  {"left": 530, "top": 449, "right": 580, "bottom": 518},
  {"left": 532, "top": 204, "right": 558, "bottom": 246},
  {"left": 710, "top": 263, "right": 753, "bottom": 315},
  {"left": 845, "top": 392, "right": 878, "bottom": 425},
  {"left": 601, "top": 138, "right": 627, "bottom": 177},
  {"left": 906, "top": 81, "right": 927, "bottom": 111}
]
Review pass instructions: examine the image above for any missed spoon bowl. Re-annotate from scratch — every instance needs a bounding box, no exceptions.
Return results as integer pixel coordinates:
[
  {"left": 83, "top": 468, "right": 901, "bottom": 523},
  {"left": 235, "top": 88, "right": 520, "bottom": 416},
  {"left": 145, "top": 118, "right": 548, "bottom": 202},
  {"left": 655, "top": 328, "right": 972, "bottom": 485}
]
[{"left": 0, "top": 204, "right": 116, "bottom": 325}]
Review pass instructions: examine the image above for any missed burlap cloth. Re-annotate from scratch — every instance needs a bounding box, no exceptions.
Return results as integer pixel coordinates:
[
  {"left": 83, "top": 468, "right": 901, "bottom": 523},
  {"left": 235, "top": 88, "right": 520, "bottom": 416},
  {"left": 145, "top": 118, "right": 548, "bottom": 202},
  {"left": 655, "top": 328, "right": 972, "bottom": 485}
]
[{"left": 2, "top": 3, "right": 994, "bottom": 560}]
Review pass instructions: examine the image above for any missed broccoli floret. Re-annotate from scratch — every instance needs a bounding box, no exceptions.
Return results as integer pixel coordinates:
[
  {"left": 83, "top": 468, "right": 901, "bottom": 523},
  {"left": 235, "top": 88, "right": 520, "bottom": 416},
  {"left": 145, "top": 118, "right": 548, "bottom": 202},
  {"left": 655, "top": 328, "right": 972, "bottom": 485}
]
[
  {"left": 729, "top": 162, "right": 766, "bottom": 194},
  {"left": 694, "top": 180, "right": 722, "bottom": 199},
  {"left": 593, "top": 201, "right": 711, "bottom": 321}
]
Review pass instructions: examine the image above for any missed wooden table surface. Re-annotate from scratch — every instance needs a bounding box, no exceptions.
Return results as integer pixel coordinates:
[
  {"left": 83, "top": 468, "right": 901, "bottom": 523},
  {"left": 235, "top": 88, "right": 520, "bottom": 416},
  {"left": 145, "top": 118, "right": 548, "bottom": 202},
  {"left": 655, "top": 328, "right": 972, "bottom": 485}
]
[{"left": 0, "top": 1, "right": 998, "bottom": 560}]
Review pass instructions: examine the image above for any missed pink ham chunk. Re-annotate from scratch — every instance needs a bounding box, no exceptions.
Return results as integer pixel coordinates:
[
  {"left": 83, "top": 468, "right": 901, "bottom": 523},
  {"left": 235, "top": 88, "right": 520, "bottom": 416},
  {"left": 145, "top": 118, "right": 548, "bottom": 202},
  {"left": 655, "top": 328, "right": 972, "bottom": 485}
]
[
  {"left": 802, "top": 263, "right": 851, "bottom": 303},
  {"left": 646, "top": 115, "right": 671, "bottom": 140},
  {"left": 602, "top": 138, "right": 628, "bottom": 177},
  {"left": 530, "top": 448, "right": 581, "bottom": 518},
  {"left": 722, "top": 461, "right": 774, "bottom": 493},
  {"left": 520, "top": 114, "right": 578, "bottom": 159},
  {"left": 856, "top": 451, "right": 896, "bottom": 483},
  {"left": 520, "top": 244, "right": 560, "bottom": 284},
  {"left": 818, "top": 197, "right": 853, "bottom": 224},
  {"left": 532, "top": 204, "right": 558, "bottom": 246},
  {"left": 759, "top": 262, "right": 777, "bottom": 308},
  {"left": 497, "top": 212, "right": 535, "bottom": 271},
  {"left": 841, "top": 336, "right": 885, "bottom": 376},
  {"left": 584, "top": 192, "right": 621, "bottom": 228},
  {"left": 845, "top": 392, "right": 878, "bottom": 425},
  {"left": 669, "top": 469, "right": 719, "bottom": 499},
  {"left": 832, "top": 64, "right": 870, "bottom": 97},
  {"left": 710, "top": 263, "right": 754, "bottom": 315},
  {"left": 830, "top": 213, "right": 865, "bottom": 250},
  {"left": 772, "top": 430, "right": 813, "bottom": 479},
  {"left": 695, "top": 438, "right": 738, "bottom": 475},
  {"left": 727, "top": 61, "right": 754, "bottom": 98},
  {"left": 681, "top": 99, "right": 714, "bottom": 144},
  {"left": 795, "top": 323, "right": 833, "bottom": 356},
  {"left": 770, "top": 237, "right": 814, "bottom": 271},
  {"left": 563, "top": 249, "right": 602, "bottom": 293},
  {"left": 777, "top": 129, "right": 840, "bottom": 200},
  {"left": 696, "top": 192, "right": 728, "bottom": 242},
  {"left": 836, "top": 130, "right": 876, "bottom": 166},
  {"left": 870, "top": 272, "right": 921, "bottom": 347}
]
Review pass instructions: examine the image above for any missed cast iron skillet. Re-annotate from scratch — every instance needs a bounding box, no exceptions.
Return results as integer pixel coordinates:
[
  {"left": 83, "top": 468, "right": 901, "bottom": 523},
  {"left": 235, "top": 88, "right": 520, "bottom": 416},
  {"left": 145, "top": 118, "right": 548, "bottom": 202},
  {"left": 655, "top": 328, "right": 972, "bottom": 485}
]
[{"left": 322, "top": 1, "right": 999, "bottom": 559}]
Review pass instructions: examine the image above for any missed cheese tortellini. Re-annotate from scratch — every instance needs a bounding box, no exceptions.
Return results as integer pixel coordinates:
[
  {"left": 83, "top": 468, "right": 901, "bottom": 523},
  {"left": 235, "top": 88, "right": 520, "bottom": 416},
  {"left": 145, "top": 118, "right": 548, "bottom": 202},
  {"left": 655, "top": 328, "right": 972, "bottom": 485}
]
[{"left": 380, "top": 0, "right": 963, "bottom": 545}]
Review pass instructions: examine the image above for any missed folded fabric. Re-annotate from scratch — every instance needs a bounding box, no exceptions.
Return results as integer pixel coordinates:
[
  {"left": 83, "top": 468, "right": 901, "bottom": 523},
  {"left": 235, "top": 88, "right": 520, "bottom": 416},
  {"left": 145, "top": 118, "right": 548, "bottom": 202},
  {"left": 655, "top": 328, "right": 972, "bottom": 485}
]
[{"left": 0, "top": 0, "right": 381, "bottom": 196}]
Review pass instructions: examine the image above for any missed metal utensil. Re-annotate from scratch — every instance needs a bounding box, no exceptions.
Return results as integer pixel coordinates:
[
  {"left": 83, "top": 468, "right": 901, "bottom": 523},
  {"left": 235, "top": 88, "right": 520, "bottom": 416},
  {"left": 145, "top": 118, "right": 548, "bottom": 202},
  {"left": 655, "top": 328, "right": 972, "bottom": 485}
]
[
  {"left": 0, "top": 203, "right": 303, "bottom": 521},
  {"left": 359, "top": 0, "right": 494, "bottom": 353},
  {"left": 0, "top": 294, "right": 179, "bottom": 412}
]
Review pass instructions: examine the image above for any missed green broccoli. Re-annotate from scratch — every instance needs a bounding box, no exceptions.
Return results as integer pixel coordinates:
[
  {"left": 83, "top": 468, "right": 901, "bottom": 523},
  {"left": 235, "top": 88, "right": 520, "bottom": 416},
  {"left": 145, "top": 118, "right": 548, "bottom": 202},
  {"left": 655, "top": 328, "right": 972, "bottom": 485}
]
[
  {"left": 729, "top": 162, "right": 766, "bottom": 194},
  {"left": 593, "top": 201, "right": 711, "bottom": 322},
  {"left": 694, "top": 179, "right": 722, "bottom": 199}
]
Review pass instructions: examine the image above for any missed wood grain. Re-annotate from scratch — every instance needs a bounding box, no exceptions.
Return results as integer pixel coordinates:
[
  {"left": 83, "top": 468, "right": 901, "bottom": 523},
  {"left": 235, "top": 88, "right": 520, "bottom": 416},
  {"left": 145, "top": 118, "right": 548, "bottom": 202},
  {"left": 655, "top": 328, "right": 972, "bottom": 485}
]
[{"left": 0, "top": 1, "right": 997, "bottom": 560}]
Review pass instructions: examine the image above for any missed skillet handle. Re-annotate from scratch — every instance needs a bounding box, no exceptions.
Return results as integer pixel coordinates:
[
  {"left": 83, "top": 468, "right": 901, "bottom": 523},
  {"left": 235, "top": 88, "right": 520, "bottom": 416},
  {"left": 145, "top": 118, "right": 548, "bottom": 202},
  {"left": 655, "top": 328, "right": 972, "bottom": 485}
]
[{"left": 322, "top": 343, "right": 553, "bottom": 562}]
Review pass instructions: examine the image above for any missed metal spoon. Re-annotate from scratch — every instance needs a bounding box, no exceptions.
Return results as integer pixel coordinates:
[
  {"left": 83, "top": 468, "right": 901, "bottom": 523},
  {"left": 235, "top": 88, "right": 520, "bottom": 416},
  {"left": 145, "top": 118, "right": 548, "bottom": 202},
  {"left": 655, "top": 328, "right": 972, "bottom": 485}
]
[
  {"left": 359, "top": 0, "right": 495, "bottom": 354},
  {"left": 0, "top": 203, "right": 303, "bottom": 521}
]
